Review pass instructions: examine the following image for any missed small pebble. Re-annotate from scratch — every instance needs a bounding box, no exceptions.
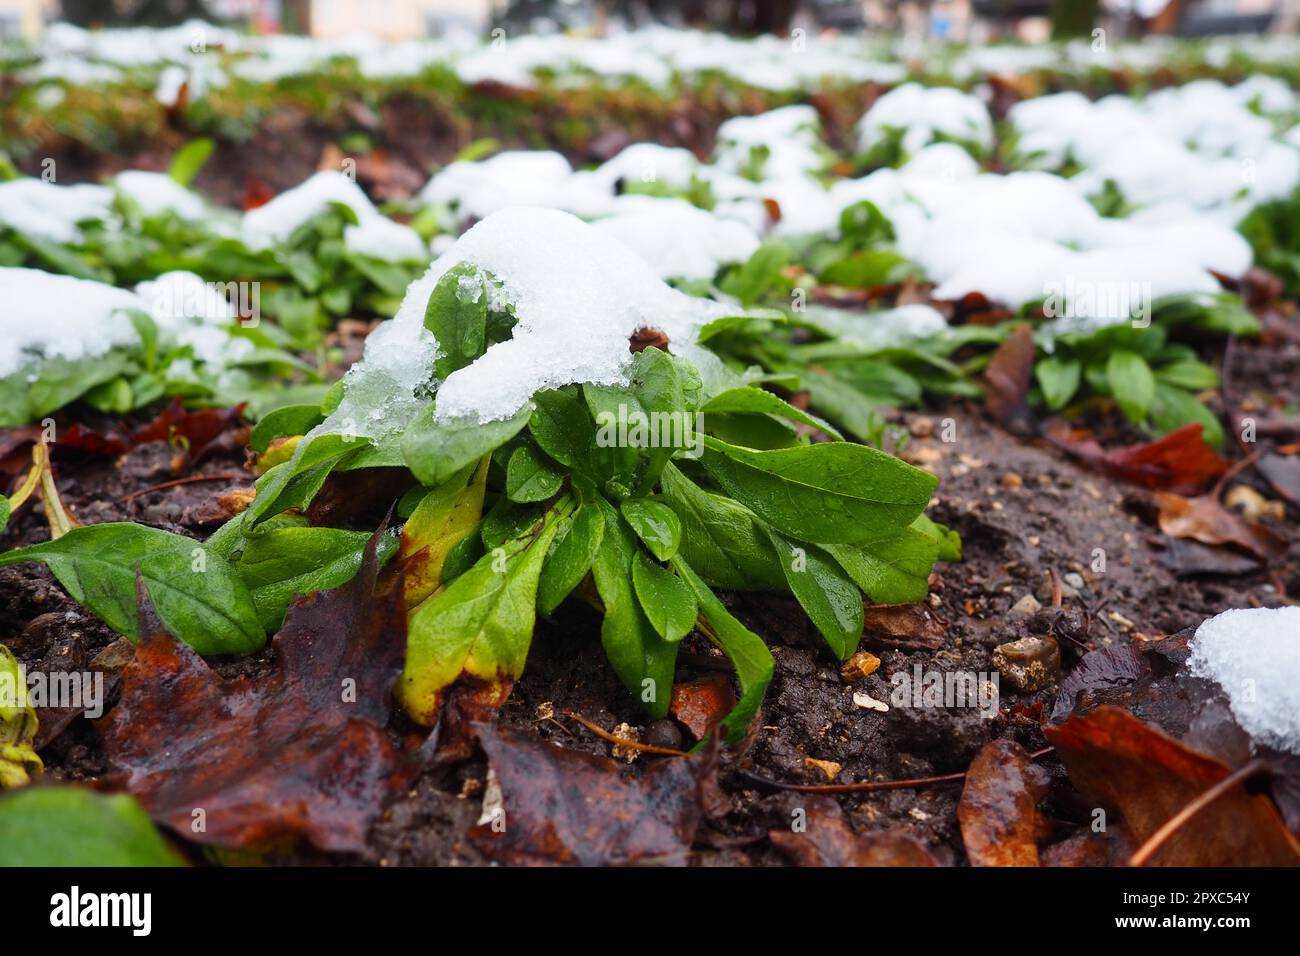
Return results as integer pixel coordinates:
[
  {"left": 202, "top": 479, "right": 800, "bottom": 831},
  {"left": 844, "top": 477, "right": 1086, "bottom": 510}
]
[
  {"left": 992, "top": 636, "right": 1062, "bottom": 693},
  {"left": 643, "top": 719, "right": 683, "bottom": 751}
]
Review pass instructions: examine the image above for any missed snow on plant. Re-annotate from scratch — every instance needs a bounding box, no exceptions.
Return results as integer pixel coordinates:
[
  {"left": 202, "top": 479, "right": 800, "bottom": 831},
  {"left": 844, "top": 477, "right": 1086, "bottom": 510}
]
[
  {"left": 856, "top": 84, "right": 994, "bottom": 167},
  {"left": 0, "top": 158, "right": 431, "bottom": 355},
  {"left": 0, "top": 267, "right": 304, "bottom": 425},
  {"left": 1, "top": 207, "right": 955, "bottom": 741}
]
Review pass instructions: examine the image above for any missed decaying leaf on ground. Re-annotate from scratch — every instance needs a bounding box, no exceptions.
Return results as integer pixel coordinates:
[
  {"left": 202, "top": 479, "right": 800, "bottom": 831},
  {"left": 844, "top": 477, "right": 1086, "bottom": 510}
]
[
  {"left": 957, "top": 739, "right": 1051, "bottom": 866},
  {"left": 1049, "top": 422, "right": 1229, "bottom": 494},
  {"left": 98, "top": 536, "right": 417, "bottom": 853},
  {"left": 983, "top": 323, "right": 1035, "bottom": 426},
  {"left": 1044, "top": 706, "right": 1300, "bottom": 866},
  {"left": 769, "top": 794, "right": 939, "bottom": 866},
  {"left": 1155, "top": 490, "right": 1288, "bottom": 562},
  {"left": 860, "top": 603, "right": 947, "bottom": 649},
  {"left": 468, "top": 724, "right": 716, "bottom": 865}
]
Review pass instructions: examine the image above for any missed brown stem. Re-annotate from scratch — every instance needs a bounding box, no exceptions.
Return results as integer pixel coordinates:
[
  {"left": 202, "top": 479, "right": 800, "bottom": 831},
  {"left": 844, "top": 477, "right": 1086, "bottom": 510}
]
[
  {"left": 563, "top": 710, "right": 693, "bottom": 757},
  {"left": 122, "top": 473, "right": 244, "bottom": 502},
  {"left": 739, "top": 746, "right": 1055, "bottom": 794}
]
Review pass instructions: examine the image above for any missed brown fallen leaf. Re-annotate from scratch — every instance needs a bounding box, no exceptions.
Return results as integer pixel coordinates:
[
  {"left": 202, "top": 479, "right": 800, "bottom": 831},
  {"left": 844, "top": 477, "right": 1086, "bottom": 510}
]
[
  {"left": 957, "top": 739, "right": 1050, "bottom": 866},
  {"left": 769, "top": 795, "right": 939, "bottom": 866},
  {"left": 983, "top": 323, "right": 1035, "bottom": 426},
  {"left": 99, "top": 537, "right": 416, "bottom": 853},
  {"left": 242, "top": 174, "right": 275, "bottom": 211},
  {"left": 1041, "top": 828, "right": 1133, "bottom": 867},
  {"left": 1258, "top": 452, "right": 1300, "bottom": 507},
  {"left": 861, "top": 603, "right": 947, "bottom": 650},
  {"left": 1158, "top": 538, "right": 1260, "bottom": 578},
  {"left": 1050, "top": 645, "right": 1152, "bottom": 723},
  {"left": 1044, "top": 706, "right": 1300, "bottom": 866},
  {"left": 1049, "top": 422, "right": 1228, "bottom": 494},
  {"left": 669, "top": 672, "right": 735, "bottom": 740},
  {"left": 468, "top": 725, "right": 714, "bottom": 866},
  {"left": 1155, "top": 491, "right": 1287, "bottom": 562},
  {"left": 56, "top": 399, "right": 246, "bottom": 461}
]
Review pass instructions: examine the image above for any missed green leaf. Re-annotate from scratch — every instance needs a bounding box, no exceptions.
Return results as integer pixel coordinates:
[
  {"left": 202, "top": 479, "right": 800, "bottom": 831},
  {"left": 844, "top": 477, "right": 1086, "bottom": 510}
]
[
  {"left": 1034, "top": 356, "right": 1082, "bottom": 410},
  {"left": 0, "top": 787, "right": 183, "bottom": 866},
  {"left": 825, "top": 524, "right": 940, "bottom": 605},
  {"left": 793, "top": 368, "right": 889, "bottom": 444},
  {"left": 672, "top": 559, "right": 773, "bottom": 744},
  {"left": 632, "top": 552, "right": 697, "bottom": 643},
  {"left": 659, "top": 461, "right": 786, "bottom": 592},
  {"left": 126, "top": 309, "right": 159, "bottom": 371},
  {"left": 236, "top": 527, "right": 397, "bottom": 631},
  {"left": 245, "top": 433, "right": 362, "bottom": 528},
  {"left": 765, "top": 527, "right": 864, "bottom": 659},
  {"left": 0, "top": 523, "right": 265, "bottom": 655},
  {"left": 696, "top": 312, "right": 784, "bottom": 343},
  {"left": 168, "top": 137, "right": 215, "bottom": 187},
  {"left": 402, "top": 404, "right": 530, "bottom": 486},
  {"left": 619, "top": 498, "right": 682, "bottom": 561},
  {"left": 1106, "top": 350, "right": 1157, "bottom": 424},
  {"left": 424, "top": 263, "right": 488, "bottom": 380},
  {"left": 441, "top": 530, "right": 484, "bottom": 584},
  {"left": 506, "top": 444, "right": 564, "bottom": 503},
  {"left": 703, "top": 386, "right": 843, "bottom": 440},
  {"left": 1155, "top": 360, "right": 1219, "bottom": 392},
  {"left": 704, "top": 412, "right": 801, "bottom": 449},
  {"left": 1151, "top": 383, "right": 1225, "bottom": 448},
  {"left": 911, "top": 513, "right": 962, "bottom": 562},
  {"left": 838, "top": 199, "right": 895, "bottom": 245},
  {"left": 819, "top": 248, "right": 912, "bottom": 288},
  {"left": 700, "top": 436, "right": 936, "bottom": 545},
  {"left": 399, "top": 500, "right": 567, "bottom": 726},
  {"left": 537, "top": 503, "right": 604, "bottom": 615},
  {"left": 719, "top": 241, "right": 790, "bottom": 305},
  {"left": 529, "top": 387, "right": 596, "bottom": 470},
  {"left": 590, "top": 497, "right": 676, "bottom": 719},
  {"left": 249, "top": 403, "right": 325, "bottom": 453}
]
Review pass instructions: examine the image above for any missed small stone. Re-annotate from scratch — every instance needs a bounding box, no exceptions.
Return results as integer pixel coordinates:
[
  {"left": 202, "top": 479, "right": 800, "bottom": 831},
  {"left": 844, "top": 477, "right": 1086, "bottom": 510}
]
[
  {"left": 804, "top": 757, "right": 842, "bottom": 780},
  {"left": 1000, "top": 472, "right": 1023, "bottom": 489},
  {"left": 853, "top": 691, "right": 890, "bottom": 712},
  {"left": 992, "top": 636, "right": 1062, "bottom": 693},
  {"left": 643, "top": 719, "right": 683, "bottom": 751},
  {"left": 840, "top": 650, "right": 881, "bottom": 683},
  {"left": 910, "top": 416, "right": 934, "bottom": 438},
  {"left": 1063, "top": 571, "right": 1087, "bottom": 591},
  {"left": 1008, "top": 594, "right": 1042, "bottom": 620}
]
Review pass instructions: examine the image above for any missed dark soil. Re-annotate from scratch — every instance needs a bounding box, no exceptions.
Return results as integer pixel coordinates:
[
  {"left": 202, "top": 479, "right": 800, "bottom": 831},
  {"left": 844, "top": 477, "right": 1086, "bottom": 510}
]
[{"left": 3, "top": 339, "right": 1297, "bottom": 866}]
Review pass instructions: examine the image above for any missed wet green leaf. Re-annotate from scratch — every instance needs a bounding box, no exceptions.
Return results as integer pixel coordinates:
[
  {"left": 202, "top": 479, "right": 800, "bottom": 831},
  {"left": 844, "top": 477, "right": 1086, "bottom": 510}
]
[
  {"left": 631, "top": 553, "right": 697, "bottom": 643},
  {"left": 700, "top": 437, "right": 936, "bottom": 545},
  {"left": 0, "top": 524, "right": 264, "bottom": 655},
  {"left": 0, "top": 787, "right": 183, "bottom": 867}
]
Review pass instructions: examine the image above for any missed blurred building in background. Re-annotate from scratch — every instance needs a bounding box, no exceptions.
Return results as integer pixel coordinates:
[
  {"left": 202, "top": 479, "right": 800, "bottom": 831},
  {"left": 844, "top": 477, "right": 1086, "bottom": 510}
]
[
  {"left": 4, "top": 0, "right": 1294, "bottom": 40},
  {"left": 0, "top": 0, "right": 54, "bottom": 41}
]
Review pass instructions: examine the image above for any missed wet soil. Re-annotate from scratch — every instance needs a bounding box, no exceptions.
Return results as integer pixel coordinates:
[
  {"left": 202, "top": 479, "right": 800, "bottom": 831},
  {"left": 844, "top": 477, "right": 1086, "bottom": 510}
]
[{"left": 3, "top": 339, "right": 1297, "bottom": 866}]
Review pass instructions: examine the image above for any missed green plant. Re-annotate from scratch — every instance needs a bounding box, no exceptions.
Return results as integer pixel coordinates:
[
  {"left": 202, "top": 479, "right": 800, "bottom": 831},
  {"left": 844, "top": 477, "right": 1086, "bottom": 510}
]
[
  {"left": 1032, "top": 294, "right": 1259, "bottom": 446},
  {"left": 4, "top": 262, "right": 956, "bottom": 743}
]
